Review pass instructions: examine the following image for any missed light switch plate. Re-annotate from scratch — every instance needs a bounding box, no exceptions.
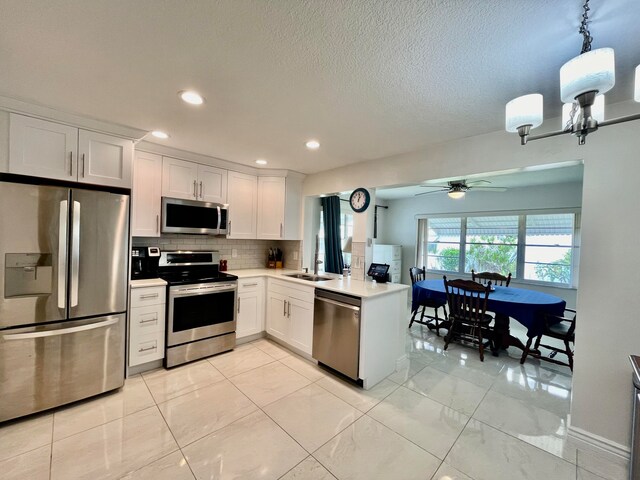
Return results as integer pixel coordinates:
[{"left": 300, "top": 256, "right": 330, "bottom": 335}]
[{"left": 232, "top": 249, "right": 238, "bottom": 258}]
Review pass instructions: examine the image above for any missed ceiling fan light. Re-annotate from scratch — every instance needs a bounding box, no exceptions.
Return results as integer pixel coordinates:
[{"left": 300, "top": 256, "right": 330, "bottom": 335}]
[
  {"left": 560, "top": 48, "right": 615, "bottom": 103},
  {"left": 448, "top": 191, "right": 465, "bottom": 200},
  {"left": 505, "top": 94, "right": 543, "bottom": 133},
  {"left": 562, "top": 94, "right": 605, "bottom": 126},
  {"left": 635, "top": 65, "right": 640, "bottom": 102}
]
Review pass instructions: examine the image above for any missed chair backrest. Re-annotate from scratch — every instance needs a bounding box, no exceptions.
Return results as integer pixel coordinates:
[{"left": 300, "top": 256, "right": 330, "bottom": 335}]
[
  {"left": 409, "top": 266, "right": 426, "bottom": 285},
  {"left": 471, "top": 269, "right": 512, "bottom": 287},
  {"left": 443, "top": 276, "right": 491, "bottom": 323},
  {"left": 546, "top": 307, "right": 577, "bottom": 336}
]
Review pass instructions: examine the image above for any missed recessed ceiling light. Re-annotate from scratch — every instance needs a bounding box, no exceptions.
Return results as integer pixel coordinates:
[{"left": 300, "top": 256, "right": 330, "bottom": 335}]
[
  {"left": 179, "top": 90, "right": 205, "bottom": 105},
  {"left": 255, "top": 159, "right": 268, "bottom": 165},
  {"left": 305, "top": 140, "right": 320, "bottom": 150},
  {"left": 151, "top": 130, "right": 169, "bottom": 139}
]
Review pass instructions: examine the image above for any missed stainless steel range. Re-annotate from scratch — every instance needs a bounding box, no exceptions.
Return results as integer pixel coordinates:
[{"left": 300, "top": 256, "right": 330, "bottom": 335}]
[{"left": 158, "top": 251, "right": 237, "bottom": 367}]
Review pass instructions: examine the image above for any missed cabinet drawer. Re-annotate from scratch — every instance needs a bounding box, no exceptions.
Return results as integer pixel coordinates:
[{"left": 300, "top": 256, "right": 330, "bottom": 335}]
[
  {"left": 130, "top": 286, "right": 166, "bottom": 307},
  {"left": 238, "top": 278, "right": 263, "bottom": 293},
  {"left": 389, "top": 262, "right": 401, "bottom": 274},
  {"left": 130, "top": 305, "right": 164, "bottom": 335},
  {"left": 129, "top": 331, "right": 164, "bottom": 366},
  {"left": 391, "top": 247, "right": 402, "bottom": 261},
  {"left": 391, "top": 273, "right": 401, "bottom": 283},
  {"left": 269, "top": 279, "right": 314, "bottom": 303}
]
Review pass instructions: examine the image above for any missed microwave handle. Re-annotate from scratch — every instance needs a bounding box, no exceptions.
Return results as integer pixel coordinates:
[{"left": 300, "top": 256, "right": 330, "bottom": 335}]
[{"left": 217, "top": 206, "right": 221, "bottom": 231}]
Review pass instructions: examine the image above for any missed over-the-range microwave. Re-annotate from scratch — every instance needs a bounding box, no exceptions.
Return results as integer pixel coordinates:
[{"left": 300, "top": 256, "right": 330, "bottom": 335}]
[{"left": 161, "top": 197, "right": 229, "bottom": 235}]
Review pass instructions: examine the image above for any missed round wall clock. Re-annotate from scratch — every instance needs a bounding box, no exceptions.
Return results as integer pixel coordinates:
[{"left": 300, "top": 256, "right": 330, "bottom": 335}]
[{"left": 349, "top": 188, "right": 370, "bottom": 213}]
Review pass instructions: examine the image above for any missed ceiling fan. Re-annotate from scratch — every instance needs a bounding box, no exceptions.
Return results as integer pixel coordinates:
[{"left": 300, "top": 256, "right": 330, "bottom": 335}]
[{"left": 415, "top": 180, "right": 507, "bottom": 199}]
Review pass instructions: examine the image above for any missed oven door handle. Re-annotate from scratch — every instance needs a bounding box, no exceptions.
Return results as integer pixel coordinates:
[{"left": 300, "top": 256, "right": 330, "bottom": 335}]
[{"left": 170, "top": 286, "right": 237, "bottom": 297}]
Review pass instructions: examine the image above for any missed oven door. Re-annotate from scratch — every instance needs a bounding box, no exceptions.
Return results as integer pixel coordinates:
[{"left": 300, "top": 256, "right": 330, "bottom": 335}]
[{"left": 167, "top": 282, "right": 237, "bottom": 346}]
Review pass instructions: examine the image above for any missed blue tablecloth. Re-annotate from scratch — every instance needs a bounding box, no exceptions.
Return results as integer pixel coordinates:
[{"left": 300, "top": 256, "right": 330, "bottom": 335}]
[{"left": 412, "top": 279, "right": 566, "bottom": 338}]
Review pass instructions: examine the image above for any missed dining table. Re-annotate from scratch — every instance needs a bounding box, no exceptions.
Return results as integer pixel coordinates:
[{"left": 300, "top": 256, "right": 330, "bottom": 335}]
[{"left": 411, "top": 279, "right": 567, "bottom": 355}]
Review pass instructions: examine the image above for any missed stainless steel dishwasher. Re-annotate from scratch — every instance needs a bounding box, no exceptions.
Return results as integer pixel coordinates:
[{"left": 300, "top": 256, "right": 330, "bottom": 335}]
[
  {"left": 630, "top": 355, "right": 640, "bottom": 479},
  {"left": 313, "top": 289, "right": 362, "bottom": 381}
]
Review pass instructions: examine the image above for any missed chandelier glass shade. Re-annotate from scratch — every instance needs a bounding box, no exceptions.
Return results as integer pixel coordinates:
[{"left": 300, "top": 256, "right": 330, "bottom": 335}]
[
  {"left": 559, "top": 48, "right": 615, "bottom": 102},
  {"left": 505, "top": 94, "right": 543, "bottom": 133}
]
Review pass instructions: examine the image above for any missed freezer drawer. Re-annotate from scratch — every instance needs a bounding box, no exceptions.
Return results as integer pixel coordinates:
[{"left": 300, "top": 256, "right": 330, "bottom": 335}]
[{"left": 0, "top": 313, "right": 125, "bottom": 422}]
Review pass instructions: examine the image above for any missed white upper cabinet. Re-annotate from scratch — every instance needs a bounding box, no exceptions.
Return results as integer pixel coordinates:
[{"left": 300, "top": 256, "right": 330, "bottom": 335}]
[
  {"left": 78, "top": 130, "right": 133, "bottom": 188},
  {"left": 9, "top": 113, "right": 133, "bottom": 188},
  {"left": 257, "top": 176, "right": 285, "bottom": 239},
  {"left": 132, "top": 151, "right": 162, "bottom": 237},
  {"left": 227, "top": 171, "right": 258, "bottom": 239},
  {"left": 197, "top": 164, "right": 227, "bottom": 204},
  {"left": 162, "top": 157, "right": 199, "bottom": 200},
  {"left": 9, "top": 114, "right": 78, "bottom": 181},
  {"left": 162, "top": 157, "right": 228, "bottom": 203}
]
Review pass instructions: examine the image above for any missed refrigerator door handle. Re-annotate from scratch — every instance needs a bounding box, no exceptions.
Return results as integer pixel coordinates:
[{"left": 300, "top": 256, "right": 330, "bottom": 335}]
[
  {"left": 3, "top": 317, "right": 119, "bottom": 340},
  {"left": 57, "top": 200, "right": 68, "bottom": 309},
  {"left": 70, "top": 200, "right": 81, "bottom": 307}
]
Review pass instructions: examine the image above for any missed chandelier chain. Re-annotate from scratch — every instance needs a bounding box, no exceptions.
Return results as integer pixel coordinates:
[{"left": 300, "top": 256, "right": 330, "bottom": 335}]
[{"left": 579, "top": 0, "right": 592, "bottom": 54}]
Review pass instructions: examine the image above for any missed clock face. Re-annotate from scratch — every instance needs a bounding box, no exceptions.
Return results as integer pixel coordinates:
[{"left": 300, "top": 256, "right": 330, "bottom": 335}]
[{"left": 350, "top": 188, "right": 370, "bottom": 212}]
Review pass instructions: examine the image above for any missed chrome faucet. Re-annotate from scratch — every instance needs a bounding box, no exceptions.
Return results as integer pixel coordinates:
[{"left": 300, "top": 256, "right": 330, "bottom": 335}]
[{"left": 314, "top": 234, "right": 323, "bottom": 275}]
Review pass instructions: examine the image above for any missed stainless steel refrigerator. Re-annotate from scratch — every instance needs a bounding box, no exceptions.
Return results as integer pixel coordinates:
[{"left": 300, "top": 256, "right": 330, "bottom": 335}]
[{"left": 0, "top": 178, "right": 129, "bottom": 422}]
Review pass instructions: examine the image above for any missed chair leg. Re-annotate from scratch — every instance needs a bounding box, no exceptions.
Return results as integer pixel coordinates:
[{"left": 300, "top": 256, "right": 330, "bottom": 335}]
[
  {"left": 433, "top": 307, "right": 440, "bottom": 337},
  {"left": 520, "top": 336, "right": 534, "bottom": 365},
  {"left": 565, "top": 340, "right": 574, "bottom": 372},
  {"left": 443, "top": 318, "right": 456, "bottom": 351},
  {"left": 409, "top": 309, "right": 416, "bottom": 328},
  {"left": 477, "top": 324, "right": 484, "bottom": 362}
]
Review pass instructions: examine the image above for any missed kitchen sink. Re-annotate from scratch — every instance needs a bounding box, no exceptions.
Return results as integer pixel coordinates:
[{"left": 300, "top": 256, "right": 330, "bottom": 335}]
[{"left": 284, "top": 273, "right": 332, "bottom": 282}]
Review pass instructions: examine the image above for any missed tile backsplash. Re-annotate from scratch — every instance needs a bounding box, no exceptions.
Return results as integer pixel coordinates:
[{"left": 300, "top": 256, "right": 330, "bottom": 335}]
[{"left": 133, "top": 235, "right": 302, "bottom": 271}]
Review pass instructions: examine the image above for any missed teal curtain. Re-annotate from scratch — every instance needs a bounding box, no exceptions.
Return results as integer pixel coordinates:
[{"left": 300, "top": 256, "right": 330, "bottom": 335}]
[{"left": 321, "top": 196, "right": 344, "bottom": 274}]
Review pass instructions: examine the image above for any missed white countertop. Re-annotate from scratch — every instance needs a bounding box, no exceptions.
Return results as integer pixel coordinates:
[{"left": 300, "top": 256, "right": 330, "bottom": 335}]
[
  {"left": 228, "top": 268, "right": 409, "bottom": 298},
  {"left": 130, "top": 278, "right": 167, "bottom": 288}
]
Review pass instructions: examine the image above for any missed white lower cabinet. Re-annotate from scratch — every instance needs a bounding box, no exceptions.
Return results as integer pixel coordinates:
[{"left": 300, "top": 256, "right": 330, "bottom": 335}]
[
  {"left": 266, "top": 279, "right": 314, "bottom": 355},
  {"left": 236, "top": 278, "right": 265, "bottom": 339},
  {"left": 129, "top": 285, "right": 166, "bottom": 366}
]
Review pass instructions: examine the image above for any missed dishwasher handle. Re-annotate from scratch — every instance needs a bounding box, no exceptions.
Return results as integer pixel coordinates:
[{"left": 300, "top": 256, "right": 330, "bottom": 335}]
[{"left": 315, "top": 295, "right": 361, "bottom": 312}]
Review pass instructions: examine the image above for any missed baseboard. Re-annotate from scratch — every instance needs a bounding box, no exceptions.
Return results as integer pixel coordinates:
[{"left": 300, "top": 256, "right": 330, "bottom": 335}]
[
  {"left": 236, "top": 332, "right": 266, "bottom": 345},
  {"left": 568, "top": 425, "right": 631, "bottom": 461}
]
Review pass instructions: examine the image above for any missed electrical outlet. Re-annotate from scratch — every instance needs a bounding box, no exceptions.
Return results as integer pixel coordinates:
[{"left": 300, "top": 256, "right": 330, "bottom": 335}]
[
  {"left": 293, "top": 251, "right": 298, "bottom": 260},
  {"left": 232, "top": 248, "right": 238, "bottom": 258}
]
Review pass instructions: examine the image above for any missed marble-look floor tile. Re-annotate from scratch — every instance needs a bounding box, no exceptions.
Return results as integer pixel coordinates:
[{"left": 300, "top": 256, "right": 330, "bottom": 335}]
[
  {"left": 405, "top": 366, "right": 489, "bottom": 416},
  {"left": 473, "top": 389, "right": 576, "bottom": 463},
  {"left": 121, "top": 450, "right": 195, "bottom": 480},
  {"left": 431, "top": 463, "right": 474, "bottom": 480},
  {"left": 158, "top": 379, "right": 257, "bottom": 447},
  {"left": 0, "top": 412, "right": 52, "bottom": 462},
  {"left": 387, "top": 356, "right": 430, "bottom": 384},
  {"left": 264, "top": 383, "right": 362, "bottom": 452},
  {"left": 0, "top": 444, "right": 51, "bottom": 480},
  {"left": 490, "top": 363, "right": 572, "bottom": 417},
  {"left": 251, "top": 338, "right": 292, "bottom": 359},
  {"left": 576, "top": 448, "right": 629, "bottom": 480},
  {"left": 429, "top": 352, "right": 506, "bottom": 389},
  {"left": 183, "top": 410, "right": 307, "bottom": 480},
  {"left": 53, "top": 375, "right": 154, "bottom": 440},
  {"left": 142, "top": 360, "right": 225, "bottom": 403},
  {"left": 577, "top": 468, "right": 608, "bottom": 480},
  {"left": 445, "top": 419, "right": 575, "bottom": 480},
  {"left": 369, "top": 386, "right": 470, "bottom": 459},
  {"left": 279, "top": 354, "right": 327, "bottom": 381},
  {"left": 209, "top": 345, "right": 278, "bottom": 377},
  {"left": 280, "top": 456, "right": 335, "bottom": 480},
  {"left": 314, "top": 416, "right": 441, "bottom": 480},
  {"left": 229, "top": 362, "right": 311, "bottom": 407},
  {"left": 315, "top": 376, "right": 398, "bottom": 413},
  {"left": 50, "top": 406, "right": 178, "bottom": 480}
]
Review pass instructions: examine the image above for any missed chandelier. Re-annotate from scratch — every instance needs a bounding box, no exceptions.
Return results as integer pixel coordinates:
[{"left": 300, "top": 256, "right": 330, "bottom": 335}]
[{"left": 505, "top": 0, "right": 640, "bottom": 145}]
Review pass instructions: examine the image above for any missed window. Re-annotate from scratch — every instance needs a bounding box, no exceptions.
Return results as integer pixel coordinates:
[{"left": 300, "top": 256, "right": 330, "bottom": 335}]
[
  {"left": 417, "top": 210, "right": 579, "bottom": 287},
  {"left": 318, "top": 203, "right": 354, "bottom": 266}
]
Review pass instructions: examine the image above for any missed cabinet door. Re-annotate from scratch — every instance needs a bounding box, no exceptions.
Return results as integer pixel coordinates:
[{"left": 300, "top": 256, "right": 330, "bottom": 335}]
[
  {"left": 288, "top": 297, "right": 314, "bottom": 355},
  {"left": 78, "top": 130, "right": 133, "bottom": 188},
  {"left": 227, "top": 171, "right": 257, "bottom": 239},
  {"left": 197, "top": 165, "right": 227, "bottom": 203},
  {"left": 162, "top": 157, "right": 198, "bottom": 200},
  {"left": 237, "top": 291, "right": 261, "bottom": 338},
  {"left": 266, "top": 291, "right": 288, "bottom": 342},
  {"left": 257, "top": 176, "right": 285, "bottom": 240},
  {"left": 132, "top": 151, "right": 162, "bottom": 237},
  {"left": 9, "top": 114, "right": 78, "bottom": 181}
]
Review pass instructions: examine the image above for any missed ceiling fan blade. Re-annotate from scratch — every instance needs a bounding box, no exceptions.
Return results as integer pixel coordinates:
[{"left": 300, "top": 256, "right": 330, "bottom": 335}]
[
  {"left": 419, "top": 184, "right": 449, "bottom": 189},
  {"left": 415, "top": 189, "right": 449, "bottom": 196},
  {"left": 467, "top": 179, "right": 492, "bottom": 186},
  {"left": 470, "top": 187, "right": 507, "bottom": 192}
]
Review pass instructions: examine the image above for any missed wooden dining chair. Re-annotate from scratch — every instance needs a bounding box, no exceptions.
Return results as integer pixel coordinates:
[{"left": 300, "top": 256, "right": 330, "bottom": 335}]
[
  {"left": 520, "top": 308, "right": 576, "bottom": 371},
  {"left": 471, "top": 269, "right": 512, "bottom": 287},
  {"left": 443, "top": 276, "right": 493, "bottom": 361},
  {"left": 409, "top": 266, "right": 448, "bottom": 336}
]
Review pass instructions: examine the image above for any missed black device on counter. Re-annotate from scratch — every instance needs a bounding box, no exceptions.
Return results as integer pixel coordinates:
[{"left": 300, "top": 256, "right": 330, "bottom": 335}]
[
  {"left": 367, "top": 263, "right": 390, "bottom": 283},
  {"left": 131, "top": 247, "right": 161, "bottom": 279}
]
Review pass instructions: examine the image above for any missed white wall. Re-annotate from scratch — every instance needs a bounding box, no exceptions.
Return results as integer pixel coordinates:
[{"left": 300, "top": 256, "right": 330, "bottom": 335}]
[
  {"left": 377, "top": 181, "right": 583, "bottom": 307},
  {"left": 302, "top": 100, "right": 640, "bottom": 450}
]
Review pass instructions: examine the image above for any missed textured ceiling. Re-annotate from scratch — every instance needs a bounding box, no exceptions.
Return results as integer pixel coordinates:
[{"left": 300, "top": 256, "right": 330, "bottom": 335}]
[{"left": 0, "top": 1, "right": 638, "bottom": 174}]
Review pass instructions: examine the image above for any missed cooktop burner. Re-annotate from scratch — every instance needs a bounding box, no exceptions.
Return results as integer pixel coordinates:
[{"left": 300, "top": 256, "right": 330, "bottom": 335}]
[
  {"left": 159, "top": 271, "right": 238, "bottom": 285},
  {"left": 156, "top": 251, "right": 237, "bottom": 286}
]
